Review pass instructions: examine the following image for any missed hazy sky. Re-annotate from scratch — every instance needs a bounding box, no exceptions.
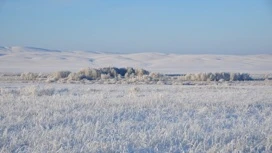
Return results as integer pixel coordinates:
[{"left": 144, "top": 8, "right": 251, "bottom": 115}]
[{"left": 0, "top": 0, "right": 271, "bottom": 54}]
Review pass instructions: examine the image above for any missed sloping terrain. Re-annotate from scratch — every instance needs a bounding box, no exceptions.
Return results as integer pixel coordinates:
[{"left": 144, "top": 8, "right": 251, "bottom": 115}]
[{"left": 0, "top": 46, "right": 271, "bottom": 74}]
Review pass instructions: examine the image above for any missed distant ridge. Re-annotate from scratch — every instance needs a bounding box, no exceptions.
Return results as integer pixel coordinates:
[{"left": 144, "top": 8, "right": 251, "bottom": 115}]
[
  {"left": 23, "top": 46, "right": 61, "bottom": 52},
  {"left": 0, "top": 46, "right": 61, "bottom": 52},
  {"left": 0, "top": 46, "right": 105, "bottom": 54},
  {"left": 11, "top": 46, "right": 61, "bottom": 52},
  {"left": 0, "top": 46, "right": 8, "bottom": 50}
]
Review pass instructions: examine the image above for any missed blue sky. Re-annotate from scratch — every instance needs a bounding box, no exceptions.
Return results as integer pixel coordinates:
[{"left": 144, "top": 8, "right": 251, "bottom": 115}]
[{"left": 0, "top": 0, "right": 271, "bottom": 54}]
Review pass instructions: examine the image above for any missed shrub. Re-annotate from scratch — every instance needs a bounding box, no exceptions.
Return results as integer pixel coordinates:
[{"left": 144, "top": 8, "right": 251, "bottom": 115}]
[
  {"left": 230, "top": 73, "right": 240, "bottom": 81},
  {"left": 206, "top": 73, "right": 214, "bottom": 81},
  {"left": 100, "top": 67, "right": 119, "bottom": 78},
  {"left": 101, "top": 74, "right": 111, "bottom": 80},
  {"left": 135, "top": 68, "right": 149, "bottom": 77},
  {"left": 67, "top": 72, "right": 83, "bottom": 81},
  {"left": 77, "top": 68, "right": 101, "bottom": 80},
  {"left": 221, "top": 72, "right": 230, "bottom": 81},
  {"left": 21, "top": 85, "right": 55, "bottom": 96},
  {"left": 149, "top": 72, "right": 162, "bottom": 79},
  {"left": 51, "top": 71, "right": 71, "bottom": 80},
  {"left": 116, "top": 68, "right": 127, "bottom": 76},
  {"left": 183, "top": 72, "right": 252, "bottom": 81},
  {"left": 241, "top": 73, "right": 251, "bottom": 80},
  {"left": 125, "top": 67, "right": 136, "bottom": 78},
  {"left": 20, "top": 72, "right": 38, "bottom": 80}
]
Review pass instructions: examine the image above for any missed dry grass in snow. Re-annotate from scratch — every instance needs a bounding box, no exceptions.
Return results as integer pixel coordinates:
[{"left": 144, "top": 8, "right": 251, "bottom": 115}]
[{"left": 0, "top": 83, "right": 272, "bottom": 152}]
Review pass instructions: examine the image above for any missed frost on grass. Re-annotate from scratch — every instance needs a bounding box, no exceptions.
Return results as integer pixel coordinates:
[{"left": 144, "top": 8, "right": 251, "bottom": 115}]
[
  {"left": 20, "top": 85, "right": 56, "bottom": 96},
  {"left": 0, "top": 83, "right": 272, "bottom": 152}
]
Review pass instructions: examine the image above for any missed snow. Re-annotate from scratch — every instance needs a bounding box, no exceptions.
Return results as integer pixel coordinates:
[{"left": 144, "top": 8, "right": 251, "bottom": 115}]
[
  {"left": 0, "top": 46, "right": 272, "bottom": 74},
  {"left": 0, "top": 82, "right": 272, "bottom": 152},
  {"left": 1, "top": 46, "right": 272, "bottom": 152}
]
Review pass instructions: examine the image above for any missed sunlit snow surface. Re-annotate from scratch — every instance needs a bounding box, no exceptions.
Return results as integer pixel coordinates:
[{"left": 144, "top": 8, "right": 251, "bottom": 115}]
[
  {"left": 1, "top": 82, "right": 272, "bottom": 152},
  {"left": 1, "top": 47, "right": 272, "bottom": 152},
  {"left": 0, "top": 46, "right": 272, "bottom": 73}
]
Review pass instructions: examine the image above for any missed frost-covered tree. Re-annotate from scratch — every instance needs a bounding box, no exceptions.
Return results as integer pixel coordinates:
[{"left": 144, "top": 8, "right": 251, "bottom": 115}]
[
  {"left": 100, "top": 67, "right": 118, "bottom": 78},
  {"left": 135, "top": 68, "right": 149, "bottom": 77},
  {"left": 78, "top": 68, "right": 101, "bottom": 80},
  {"left": 50, "top": 71, "right": 71, "bottom": 80},
  {"left": 125, "top": 67, "right": 136, "bottom": 78},
  {"left": 101, "top": 73, "right": 111, "bottom": 80},
  {"left": 241, "top": 73, "right": 251, "bottom": 80},
  {"left": 183, "top": 72, "right": 251, "bottom": 81},
  {"left": 230, "top": 73, "right": 240, "bottom": 81},
  {"left": 20, "top": 72, "right": 38, "bottom": 80},
  {"left": 207, "top": 73, "right": 215, "bottom": 81},
  {"left": 67, "top": 72, "right": 83, "bottom": 81}
]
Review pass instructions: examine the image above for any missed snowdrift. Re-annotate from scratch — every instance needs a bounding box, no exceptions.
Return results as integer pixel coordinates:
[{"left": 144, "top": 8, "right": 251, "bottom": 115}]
[{"left": 1, "top": 46, "right": 272, "bottom": 74}]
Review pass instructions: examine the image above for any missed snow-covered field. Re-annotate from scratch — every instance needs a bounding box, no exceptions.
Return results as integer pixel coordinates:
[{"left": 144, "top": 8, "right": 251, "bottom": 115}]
[
  {"left": 1, "top": 46, "right": 272, "bottom": 152},
  {"left": 1, "top": 46, "right": 272, "bottom": 74},
  {"left": 1, "top": 82, "right": 272, "bottom": 152}
]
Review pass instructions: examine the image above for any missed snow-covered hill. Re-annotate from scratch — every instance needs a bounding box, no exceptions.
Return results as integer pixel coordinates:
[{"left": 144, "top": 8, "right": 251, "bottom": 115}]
[{"left": 0, "top": 46, "right": 271, "bottom": 73}]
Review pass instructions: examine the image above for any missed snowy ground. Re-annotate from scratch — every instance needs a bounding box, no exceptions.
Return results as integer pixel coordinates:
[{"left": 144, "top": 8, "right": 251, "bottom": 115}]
[
  {"left": 1, "top": 46, "right": 272, "bottom": 74},
  {"left": 1, "top": 46, "right": 272, "bottom": 152},
  {"left": 1, "top": 81, "right": 272, "bottom": 152}
]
